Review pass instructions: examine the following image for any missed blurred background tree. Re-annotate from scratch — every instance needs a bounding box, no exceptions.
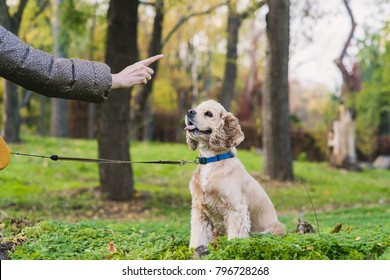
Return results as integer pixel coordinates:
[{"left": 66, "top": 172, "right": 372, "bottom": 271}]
[{"left": 0, "top": 0, "right": 28, "bottom": 143}]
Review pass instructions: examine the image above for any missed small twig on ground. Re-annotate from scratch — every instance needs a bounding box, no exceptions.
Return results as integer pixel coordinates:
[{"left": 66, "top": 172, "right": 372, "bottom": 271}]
[{"left": 300, "top": 179, "right": 320, "bottom": 236}]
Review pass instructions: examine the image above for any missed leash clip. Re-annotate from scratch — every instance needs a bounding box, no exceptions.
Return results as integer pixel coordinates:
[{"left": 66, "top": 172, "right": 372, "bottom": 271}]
[
  {"left": 194, "top": 157, "right": 201, "bottom": 164},
  {"left": 175, "top": 159, "right": 198, "bottom": 166}
]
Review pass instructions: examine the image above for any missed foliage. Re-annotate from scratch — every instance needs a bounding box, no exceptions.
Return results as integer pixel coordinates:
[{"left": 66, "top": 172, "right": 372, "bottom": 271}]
[
  {"left": 60, "top": 0, "right": 105, "bottom": 59},
  {"left": 3, "top": 205, "right": 389, "bottom": 260},
  {"left": 19, "top": 0, "right": 53, "bottom": 52},
  {"left": 207, "top": 229, "right": 389, "bottom": 260},
  {"left": 6, "top": 220, "right": 193, "bottom": 260},
  {"left": 355, "top": 24, "right": 390, "bottom": 156},
  {"left": 151, "top": 78, "right": 179, "bottom": 111},
  {"left": 0, "top": 136, "right": 389, "bottom": 260}
]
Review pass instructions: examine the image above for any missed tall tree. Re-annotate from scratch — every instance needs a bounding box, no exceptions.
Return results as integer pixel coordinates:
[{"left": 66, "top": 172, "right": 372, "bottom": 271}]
[
  {"left": 219, "top": 0, "right": 240, "bottom": 111},
  {"left": 0, "top": 0, "right": 29, "bottom": 143},
  {"left": 134, "top": 1, "right": 225, "bottom": 140},
  {"left": 65, "top": 0, "right": 99, "bottom": 139},
  {"left": 237, "top": 20, "right": 263, "bottom": 124},
  {"left": 328, "top": 0, "right": 360, "bottom": 170},
  {"left": 220, "top": 0, "right": 266, "bottom": 111},
  {"left": 95, "top": 0, "right": 138, "bottom": 201},
  {"left": 262, "top": 0, "right": 293, "bottom": 181},
  {"left": 134, "top": 0, "right": 164, "bottom": 141},
  {"left": 50, "top": 0, "right": 68, "bottom": 137},
  {"left": 87, "top": 1, "right": 99, "bottom": 139}
]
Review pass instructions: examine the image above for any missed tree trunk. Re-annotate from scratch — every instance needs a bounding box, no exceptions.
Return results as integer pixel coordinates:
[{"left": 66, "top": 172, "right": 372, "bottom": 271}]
[
  {"left": 262, "top": 0, "right": 293, "bottom": 181},
  {"left": 2, "top": 81, "right": 20, "bottom": 142},
  {"left": 68, "top": 101, "right": 89, "bottom": 138},
  {"left": 134, "top": 0, "right": 164, "bottom": 141},
  {"left": 96, "top": 0, "right": 138, "bottom": 201},
  {"left": 87, "top": 4, "right": 98, "bottom": 139},
  {"left": 68, "top": 1, "right": 99, "bottom": 139},
  {"left": 329, "top": 0, "right": 360, "bottom": 171},
  {"left": 328, "top": 105, "right": 358, "bottom": 169},
  {"left": 50, "top": 99, "right": 68, "bottom": 137},
  {"left": 50, "top": 0, "right": 68, "bottom": 137},
  {"left": 39, "top": 95, "right": 47, "bottom": 136},
  {"left": 237, "top": 21, "right": 262, "bottom": 123},
  {"left": 220, "top": 1, "right": 240, "bottom": 111},
  {"left": 219, "top": 1, "right": 266, "bottom": 111},
  {"left": 87, "top": 103, "right": 96, "bottom": 139},
  {"left": 0, "top": 0, "right": 29, "bottom": 143},
  {"left": 189, "top": 42, "right": 199, "bottom": 108}
]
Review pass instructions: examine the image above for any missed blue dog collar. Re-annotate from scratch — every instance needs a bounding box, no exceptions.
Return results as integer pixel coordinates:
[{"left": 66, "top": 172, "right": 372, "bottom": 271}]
[{"left": 196, "top": 152, "right": 234, "bottom": 165}]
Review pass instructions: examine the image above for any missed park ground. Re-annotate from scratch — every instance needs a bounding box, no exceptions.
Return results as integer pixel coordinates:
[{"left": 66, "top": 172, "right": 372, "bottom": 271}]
[{"left": 0, "top": 136, "right": 389, "bottom": 260}]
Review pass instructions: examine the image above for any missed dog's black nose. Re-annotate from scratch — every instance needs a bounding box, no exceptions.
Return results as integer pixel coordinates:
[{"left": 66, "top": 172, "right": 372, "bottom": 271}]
[{"left": 187, "top": 110, "right": 196, "bottom": 116}]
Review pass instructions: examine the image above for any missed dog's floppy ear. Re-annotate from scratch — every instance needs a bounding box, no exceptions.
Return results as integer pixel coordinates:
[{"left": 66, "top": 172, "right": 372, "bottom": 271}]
[
  {"left": 209, "top": 112, "right": 244, "bottom": 151},
  {"left": 186, "top": 134, "right": 198, "bottom": 151}
]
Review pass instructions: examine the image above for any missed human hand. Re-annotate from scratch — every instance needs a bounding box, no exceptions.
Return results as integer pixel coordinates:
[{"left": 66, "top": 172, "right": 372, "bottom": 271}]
[{"left": 111, "top": 54, "right": 163, "bottom": 89}]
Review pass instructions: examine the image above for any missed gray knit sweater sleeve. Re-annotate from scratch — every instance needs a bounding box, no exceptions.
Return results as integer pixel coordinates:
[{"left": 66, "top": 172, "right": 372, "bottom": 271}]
[{"left": 0, "top": 25, "right": 112, "bottom": 103}]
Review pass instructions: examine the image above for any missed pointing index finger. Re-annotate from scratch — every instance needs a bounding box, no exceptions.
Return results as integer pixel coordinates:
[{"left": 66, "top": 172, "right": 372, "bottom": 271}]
[{"left": 140, "top": 54, "right": 164, "bottom": 66}]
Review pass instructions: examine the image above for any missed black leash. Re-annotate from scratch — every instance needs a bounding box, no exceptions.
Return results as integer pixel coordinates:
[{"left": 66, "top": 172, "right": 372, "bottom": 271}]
[
  {"left": 11, "top": 152, "right": 197, "bottom": 166},
  {"left": 10, "top": 151, "right": 235, "bottom": 166}
]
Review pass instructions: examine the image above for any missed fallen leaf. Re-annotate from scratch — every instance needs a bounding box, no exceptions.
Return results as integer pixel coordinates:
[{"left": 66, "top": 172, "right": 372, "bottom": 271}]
[
  {"left": 107, "top": 241, "right": 117, "bottom": 253},
  {"left": 331, "top": 223, "right": 342, "bottom": 233},
  {"left": 355, "top": 236, "right": 361, "bottom": 241}
]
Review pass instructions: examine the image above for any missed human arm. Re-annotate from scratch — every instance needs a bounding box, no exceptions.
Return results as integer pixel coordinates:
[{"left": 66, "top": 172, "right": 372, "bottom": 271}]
[
  {"left": 0, "top": 25, "right": 112, "bottom": 103},
  {"left": 0, "top": 25, "right": 163, "bottom": 103}
]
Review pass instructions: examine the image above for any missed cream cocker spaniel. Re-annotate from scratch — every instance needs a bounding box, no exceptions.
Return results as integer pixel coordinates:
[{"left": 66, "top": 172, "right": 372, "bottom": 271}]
[{"left": 185, "top": 100, "right": 285, "bottom": 253}]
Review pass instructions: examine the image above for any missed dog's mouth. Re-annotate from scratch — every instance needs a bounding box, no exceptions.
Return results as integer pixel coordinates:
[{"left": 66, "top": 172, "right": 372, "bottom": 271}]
[{"left": 185, "top": 121, "right": 212, "bottom": 135}]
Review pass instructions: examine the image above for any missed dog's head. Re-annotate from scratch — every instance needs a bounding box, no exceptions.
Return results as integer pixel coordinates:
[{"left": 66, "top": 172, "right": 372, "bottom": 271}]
[{"left": 184, "top": 100, "right": 244, "bottom": 151}]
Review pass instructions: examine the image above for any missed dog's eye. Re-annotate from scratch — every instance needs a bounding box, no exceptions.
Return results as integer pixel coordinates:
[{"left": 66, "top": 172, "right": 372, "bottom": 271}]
[{"left": 205, "top": 111, "right": 213, "bottom": 118}]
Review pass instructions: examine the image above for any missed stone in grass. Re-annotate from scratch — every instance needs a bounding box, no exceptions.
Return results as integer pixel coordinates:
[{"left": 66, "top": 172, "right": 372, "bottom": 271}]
[
  {"left": 372, "top": 156, "right": 390, "bottom": 170},
  {"left": 293, "top": 218, "right": 315, "bottom": 234},
  {"left": 193, "top": 245, "right": 209, "bottom": 259}
]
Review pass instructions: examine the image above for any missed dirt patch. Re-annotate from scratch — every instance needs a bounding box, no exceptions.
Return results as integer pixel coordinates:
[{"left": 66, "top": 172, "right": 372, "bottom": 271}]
[
  {"left": 0, "top": 237, "right": 27, "bottom": 260},
  {"left": 55, "top": 187, "right": 154, "bottom": 221},
  {"left": 0, "top": 244, "right": 10, "bottom": 260},
  {"left": 0, "top": 218, "right": 33, "bottom": 260},
  {"left": 249, "top": 172, "right": 298, "bottom": 189}
]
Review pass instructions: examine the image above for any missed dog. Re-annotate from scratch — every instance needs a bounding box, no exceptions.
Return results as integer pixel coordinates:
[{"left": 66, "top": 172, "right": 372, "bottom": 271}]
[{"left": 184, "top": 100, "right": 285, "bottom": 254}]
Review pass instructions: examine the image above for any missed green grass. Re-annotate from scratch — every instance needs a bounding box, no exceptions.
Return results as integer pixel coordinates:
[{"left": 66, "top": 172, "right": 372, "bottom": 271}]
[
  {"left": 1, "top": 135, "right": 389, "bottom": 259},
  {"left": 5, "top": 207, "right": 389, "bottom": 260}
]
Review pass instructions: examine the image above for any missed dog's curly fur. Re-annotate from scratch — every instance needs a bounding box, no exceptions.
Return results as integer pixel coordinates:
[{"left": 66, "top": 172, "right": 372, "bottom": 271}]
[{"left": 185, "top": 100, "right": 285, "bottom": 252}]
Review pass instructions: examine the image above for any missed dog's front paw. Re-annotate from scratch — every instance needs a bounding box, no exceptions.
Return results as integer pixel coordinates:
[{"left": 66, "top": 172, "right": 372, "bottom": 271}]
[{"left": 193, "top": 245, "right": 209, "bottom": 259}]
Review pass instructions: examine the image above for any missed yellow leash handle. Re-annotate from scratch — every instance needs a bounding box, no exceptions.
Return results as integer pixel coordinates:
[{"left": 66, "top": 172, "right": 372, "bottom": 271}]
[{"left": 0, "top": 136, "right": 12, "bottom": 170}]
